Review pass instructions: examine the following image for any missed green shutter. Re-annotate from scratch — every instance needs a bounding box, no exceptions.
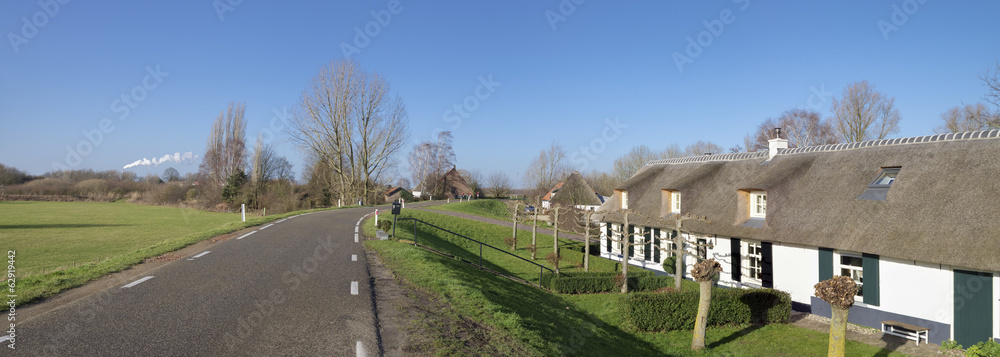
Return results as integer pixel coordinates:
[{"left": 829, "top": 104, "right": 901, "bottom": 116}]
[
  {"left": 818, "top": 248, "right": 833, "bottom": 281},
  {"left": 761, "top": 242, "right": 773, "bottom": 288},
  {"left": 862, "top": 254, "right": 879, "bottom": 306},
  {"left": 731, "top": 238, "right": 741, "bottom": 282},
  {"left": 644, "top": 228, "right": 652, "bottom": 261},
  {"left": 628, "top": 225, "right": 635, "bottom": 258},
  {"left": 954, "top": 269, "right": 994, "bottom": 346},
  {"left": 605, "top": 224, "right": 611, "bottom": 253},
  {"left": 653, "top": 228, "right": 661, "bottom": 263}
]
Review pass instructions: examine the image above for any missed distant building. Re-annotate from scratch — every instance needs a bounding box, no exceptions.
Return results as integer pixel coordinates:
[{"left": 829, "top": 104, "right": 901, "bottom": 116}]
[
  {"left": 542, "top": 171, "right": 605, "bottom": 211},
  {"left": 384, "top": 186, "right": 411, "bottom": 203}
]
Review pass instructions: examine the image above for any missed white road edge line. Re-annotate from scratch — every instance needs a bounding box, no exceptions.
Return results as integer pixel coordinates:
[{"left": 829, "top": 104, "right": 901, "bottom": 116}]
[
  {"left": 236, "top": 231, "right": 257, "bottom": 240},
  {"left": 354, "top": 234, "right": 359, "bottom": 243},
  {"left": 193, "top": 251, "right": 211, "bottom": 259},
  {"left": 351, "top": 254, "right": 357, "bottom": 261},
  {"left": 260, "top": 224, "right": 274, "bottom": 230},
  {"left": 0, "top": 335, "right": 10, "bottom": 343},
  {"left": 351, "top": 281, "right": 359, "bottom": 295},
  {"left": 354, "top": 226, "right": 359, "bottom": 233},
  {"left": 356, "top": 340, "right": 367, "bottom": 357},
  {"left": 122, "top": 276, "right": 154, "bottom": 288},
  {"left": 277, "top": 219, "right": 287, "bottom": 223}
]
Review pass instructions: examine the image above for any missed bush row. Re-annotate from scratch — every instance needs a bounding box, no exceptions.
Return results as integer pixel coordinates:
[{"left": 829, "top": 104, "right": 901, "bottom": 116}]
[
  {"left": 542, "top": 270, "right": 669, "bottom": 294},
  {"left": 621, "top": 288, "right": 791, "bottom": 331}
]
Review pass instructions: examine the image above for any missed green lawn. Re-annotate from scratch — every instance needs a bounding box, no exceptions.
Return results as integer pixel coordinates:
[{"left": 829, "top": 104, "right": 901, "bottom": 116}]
[
  {"left": 365, "top": 210, "right": 913, "bottom": 356},
  {"left": 423, "top": 199, "right": 512, "bottom": 221},
  {"left": 1, "top": 201, "right": 329, "bottom": 304}
]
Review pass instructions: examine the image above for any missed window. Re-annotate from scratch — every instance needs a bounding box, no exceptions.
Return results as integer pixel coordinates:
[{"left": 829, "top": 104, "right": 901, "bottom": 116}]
[
  {"left": 750, "top": 191, "right": 766, "bottom": 218},
  {"left": 744, "top": 241, "right": 763, "bottom": 284},
  {"left": 618, "top": 190, "right": 628, "bottom": 209},
  {"left": 611, "top": 224, "right": 622, "bottom": 254},
  {"left": 660, "top": 230, "right": 676, "bottom": 257},
  {"left": 671, "top": 192, "right": 681, "bottom": 214},
  {"left": 839, "top": 254, "right": 864, "bottom": 298},
  {"left": 869, "top": 167, "right": 900, "bottom": 187}
]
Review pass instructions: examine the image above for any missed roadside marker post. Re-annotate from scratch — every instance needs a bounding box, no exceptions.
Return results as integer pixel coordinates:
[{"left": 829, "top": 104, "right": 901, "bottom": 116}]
[
  {"left": 241, "top": 204, "right": 246, "bottom": 222},
  {"left": 374, "top": 209, "right": 378, "bottom": 226}
]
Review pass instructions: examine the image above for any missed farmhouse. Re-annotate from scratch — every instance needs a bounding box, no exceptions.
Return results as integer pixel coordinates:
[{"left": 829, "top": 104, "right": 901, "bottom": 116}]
[
  {"left": 541, "top": 171, "right": 605, "bottom": 210},
  {"left": 597, "top": 130, "right": 1000, "bottom": 346}
]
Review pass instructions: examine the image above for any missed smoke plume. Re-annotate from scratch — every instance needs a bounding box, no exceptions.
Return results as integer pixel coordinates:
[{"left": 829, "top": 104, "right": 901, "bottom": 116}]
[{"left": 123, "top": 152, "right": 197, "bottom": 169}]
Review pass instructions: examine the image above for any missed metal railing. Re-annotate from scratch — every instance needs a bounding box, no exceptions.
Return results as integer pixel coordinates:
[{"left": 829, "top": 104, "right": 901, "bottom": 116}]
[{"left": 393, "top": 217, "right": 554, "bottom": 287}]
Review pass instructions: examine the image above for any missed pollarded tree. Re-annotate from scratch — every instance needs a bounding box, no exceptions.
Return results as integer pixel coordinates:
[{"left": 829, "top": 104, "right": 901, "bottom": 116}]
[
  {"left": 571, "top": 208, "right": 601, "bottom": 272},
  {"left": 605, "top": 210, "right": 713, "bottom": 292},
  {"left": 691, "top": 259, "right": 723, "bottom": 351},
  {"left": 815, "top": 276, "right": 858, "bottom": 357}
]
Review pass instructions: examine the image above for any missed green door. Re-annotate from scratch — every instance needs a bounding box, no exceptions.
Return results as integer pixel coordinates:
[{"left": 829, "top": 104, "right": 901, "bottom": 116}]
[{"left": 953, "top": 269, "right": 994, "bottom": 347}]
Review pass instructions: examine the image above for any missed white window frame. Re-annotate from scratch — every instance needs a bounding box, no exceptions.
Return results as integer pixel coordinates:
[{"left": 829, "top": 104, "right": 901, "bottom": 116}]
[
  {"left": 659, "top": 230, "right": 676, "bottom": 258},
  {"left": 743, "top": 240, "right": 763, "bottom": 285},
  {"left": 671, "top": 192, "right": 681, "bottom": 214},
  {"left": 636, "top": 227, "right": 646, "bottom": 258},
  {"left": 837, "top": 251, "right": 864, "bottom": 299},
  {"left": 749, "top": 190, "right": 766, "bottom": 218},
  {"left": 621, "top": 191, "right": 628, "bottom": 209}
]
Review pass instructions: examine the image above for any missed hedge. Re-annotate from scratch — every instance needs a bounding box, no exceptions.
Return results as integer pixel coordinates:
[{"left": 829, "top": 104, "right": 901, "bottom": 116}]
[
  {"left": 621, "top": 288, "right": 791, "bottom": 331},
  {"left": 542, "top": 270, "right": 672, "bottom": 294}
]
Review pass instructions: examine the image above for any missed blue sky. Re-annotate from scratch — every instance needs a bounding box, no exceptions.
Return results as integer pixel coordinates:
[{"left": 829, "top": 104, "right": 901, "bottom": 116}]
[{"left": 2, "top": 1, "right": 999, "bottom": 186}]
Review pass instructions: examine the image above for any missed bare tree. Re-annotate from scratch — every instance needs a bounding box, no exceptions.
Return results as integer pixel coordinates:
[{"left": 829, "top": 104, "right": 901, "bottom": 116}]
[
  {"left": 683, "top": 141, "right": 723, "bottom": 157},
  {"left": 982, "top": 61, "right": 1000, "bottom": 111},
  {"left": 200, "top": 101, "right": 248, "bottom": 189},
  {"left": 272, "top": 156, "right": 295, "bottom": 183},
  {"left": 745, "top": 109, "right": 840, "bottom": 151},
  {"left": 606, "top": 210, "right": 711, "bottom": 292},
  {"left": 831, "top": 80, "right": 901, "bottom": 142},
  {"left": 288, "top": 59, "right": 410, "bottom": 205},
  {"left": 459, "top": 169, "right": 483, "bottom": 197},
  {"left": 249, "top": 134, "right": 277, "bottom": 208},
  {"left": 612, "top": 145, "right": 682, "bottom": 184},
  {"left": 815, "top": 276, "right": 858, "bottom": 357},
  {"left": 487, "top": 171, "right": 512, "bottom": 198},
  {"left": 935, "top": 103, "right": 997, "bottom": 133},
  {"left": 408, "top": 131, "right": 455, "bottom": 196},
  {"left": 161, "top": 167, "right": 180, "bottom": 182},
  {"left": 571, "top": 209, "right": 601, "bottom": 272},
  {"left": 582, "top": 170, "right": 617, "bottom": 198},
  {"left": 524, "top": 142, "right": 569, "bottom": 196}
]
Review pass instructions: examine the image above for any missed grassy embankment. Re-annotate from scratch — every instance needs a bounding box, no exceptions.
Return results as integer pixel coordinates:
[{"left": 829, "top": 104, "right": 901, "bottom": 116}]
[
  {"left": 1, "top": 200, "right": 339, "bottom": 305},
  {"left": 423, "top": 199, "right": 511, "bottom": 221},
  {"left": 364, "top": 205, "right": 910, "bottom": 356}
]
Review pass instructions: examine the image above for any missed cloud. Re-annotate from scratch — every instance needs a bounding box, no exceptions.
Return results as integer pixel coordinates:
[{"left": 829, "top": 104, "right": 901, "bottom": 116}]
[{"left": 123, "top": 152, "right": 197, "bottom": 169}]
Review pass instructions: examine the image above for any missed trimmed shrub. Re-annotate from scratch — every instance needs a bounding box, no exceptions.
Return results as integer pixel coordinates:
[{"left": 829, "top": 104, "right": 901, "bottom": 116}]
[
  {"left": 378, "top": 219, "right": 393, "bottom": 232},
  {"left": 542, "top": 270, "right": 666, "bottom": 294},
  {"left": 621, "top": 288, "right": 791, "bottom": 332},
  {"left": 662, "top": 256, "right": 676, "bottom": 275}
]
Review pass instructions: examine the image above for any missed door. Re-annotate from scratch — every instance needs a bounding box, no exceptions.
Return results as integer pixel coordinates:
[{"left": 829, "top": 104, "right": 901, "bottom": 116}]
[{"left": 953, "top": 269, "right": 994, "bottom": 347}]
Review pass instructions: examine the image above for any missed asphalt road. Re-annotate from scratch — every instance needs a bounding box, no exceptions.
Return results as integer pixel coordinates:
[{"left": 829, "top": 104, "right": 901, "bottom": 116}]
[{"left": 15, "top": 207, "right": 385, "bottom": 356}]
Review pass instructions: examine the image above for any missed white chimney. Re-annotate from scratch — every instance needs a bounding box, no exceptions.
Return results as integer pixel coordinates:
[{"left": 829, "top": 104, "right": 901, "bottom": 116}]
[{"left": 768, "top": 128, "right": 788, "bottom": 160}]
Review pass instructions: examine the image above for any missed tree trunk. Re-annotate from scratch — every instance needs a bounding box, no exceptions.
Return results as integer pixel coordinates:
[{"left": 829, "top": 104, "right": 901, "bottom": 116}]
[
  {"left": 675, "top": 231, "right": 684, "bottom": 290},
  {"left": 621, "top": 216, "right": 630, "bottom": 293},
  {"left": 531, "top": 211, "right": 538, "bottom": 260},
  {"left": 828, "top": 306, "right": 849, "bottom": 357},
  {"left": 691, "top": 280, "right": 712, "bottom": 350},
  {"left": 583, "top": 219, "right": 590, "bottom": 272},
  {"left": 553, "top": 208, "right": 560, "bottom": 274},
  {"left": 511, "top": 204, "right": 518, "bottom": 250}
]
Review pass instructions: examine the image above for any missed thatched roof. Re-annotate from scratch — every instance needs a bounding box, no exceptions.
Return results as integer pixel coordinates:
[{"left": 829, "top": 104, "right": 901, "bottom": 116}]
[
  {"left": 547, "top": 171, "right": 603, "bottom": 206},
  {"left": 439, "top": 167, "right": 474, "bottom": 198},
  {"left": 597, "top": 130, "right": 1000, "bottom": 272}
]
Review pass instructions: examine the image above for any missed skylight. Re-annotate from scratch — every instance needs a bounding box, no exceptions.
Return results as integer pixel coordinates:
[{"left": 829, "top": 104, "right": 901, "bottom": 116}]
[{"left": 869, "top": 167, "right": 900, "bottom": 187}]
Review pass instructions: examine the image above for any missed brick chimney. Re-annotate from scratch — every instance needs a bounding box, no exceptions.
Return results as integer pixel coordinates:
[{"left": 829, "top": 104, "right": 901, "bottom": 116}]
[{"left": 768, "top": 128, "right": 788, "bottom": 160}]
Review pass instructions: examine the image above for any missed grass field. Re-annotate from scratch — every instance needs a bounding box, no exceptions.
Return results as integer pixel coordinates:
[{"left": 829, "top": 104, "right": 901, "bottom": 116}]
[
  {"left": 2, "top": 201, "right": 330, "bottom": 304},
  {"left": 364, "top": 210, "right": 912, "bottom": 356},
  {"left": 423, "top": 199, "right": 512, "bottom": 221}
]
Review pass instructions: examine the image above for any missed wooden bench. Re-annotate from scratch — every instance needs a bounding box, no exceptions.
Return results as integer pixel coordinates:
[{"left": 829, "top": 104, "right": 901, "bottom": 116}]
[{"left": 881, "top": 320, "right": 929, "bottom": 345}]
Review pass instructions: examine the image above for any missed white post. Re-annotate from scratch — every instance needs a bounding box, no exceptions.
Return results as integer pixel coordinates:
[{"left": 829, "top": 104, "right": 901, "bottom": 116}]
[
  {"left": 241, "top": 204, "right": 246, "bottom": 222},
  {"left": 263, "top": 208, "right": 266, "bottom": 216},
  {"left": 401, "top": 198, "right": 405, "bottom": 208},
  {"left": 375, "top": 209, "right": 379, "bottom": 226},
  {"left": 338, "top": 199, "right": 341, "bottom": 207}
]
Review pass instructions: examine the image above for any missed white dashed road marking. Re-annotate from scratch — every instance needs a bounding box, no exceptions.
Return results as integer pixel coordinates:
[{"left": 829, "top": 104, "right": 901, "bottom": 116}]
[
  {"left": 193, "top": 251, "right": 211, "bottom": 258},
  {"left": 236, "top": 231, "right": 257, "bottom": 240},
  {"left": 351, "top": 281, "right": 359, "bottom": 295},
  {"left": 277, "top": 219, "right": 287, "bottom": 223},
  {"left": 260, "top": 224, "right": 274, "bottom": 230},
  {"left": 354, "top": 226, "right": 359, "bottom": 233},
  {"left": 122, "top": 276, "right": 154, "bottom": 288},
  {"left": 351, "top": 254, "right": 357, "bottom": 261},
  {"left": 354, "top": 234, "right": 359, "bottom": 243},
  {"left": 356, "top": 341, "right": 367, "bottom": 357},
  {"left": 0, "top": 335, "right": 11, "bottom": 343}
]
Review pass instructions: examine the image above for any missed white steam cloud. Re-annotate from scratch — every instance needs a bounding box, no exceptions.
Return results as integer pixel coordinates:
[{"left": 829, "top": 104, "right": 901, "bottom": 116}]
[{"left": 123, "top": 152, "right": 198, "bottom": 169}]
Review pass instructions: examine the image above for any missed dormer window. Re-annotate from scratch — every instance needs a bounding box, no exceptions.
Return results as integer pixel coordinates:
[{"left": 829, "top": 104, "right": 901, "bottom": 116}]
[
  {"left": 661, "top": 189, "right": 681, "bottom": 216},
  {"left": 857, "top": 167, "right": 900, "bottom": 201},
  {"left": 750, "top": 191, "right": 766, "bottom": 218},
  {"left": 671, "top": 192, "right": 681, "bottom": 214},
  {"left": 616, "top": 189, "right": 628, "bottom": 210}
]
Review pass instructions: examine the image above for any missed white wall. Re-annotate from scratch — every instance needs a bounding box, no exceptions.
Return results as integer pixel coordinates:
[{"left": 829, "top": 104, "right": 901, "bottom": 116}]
[
  {"left": 995, "top": 273, "right": 999, "bottom": 340},
  {"left": 877, "top": 256, "right": 953, "bottom": 326},
  {"left": 772, "top": 243, "right": 818, "bottom": 304}
]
